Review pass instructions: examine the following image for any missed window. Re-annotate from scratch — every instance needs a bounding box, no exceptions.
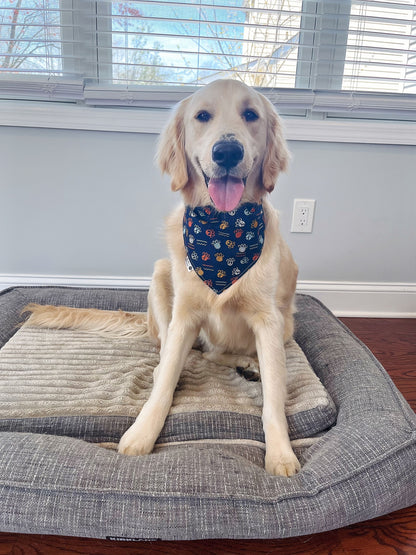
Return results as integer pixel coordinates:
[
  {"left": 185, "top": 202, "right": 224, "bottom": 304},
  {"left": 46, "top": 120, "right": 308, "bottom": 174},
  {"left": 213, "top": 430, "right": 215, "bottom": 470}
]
[
  {"left": 103, "top": 0, "right": 303, "bottom": 88},
  {"left": 1, "top": 0, "right": 415, "bottom": 119}
]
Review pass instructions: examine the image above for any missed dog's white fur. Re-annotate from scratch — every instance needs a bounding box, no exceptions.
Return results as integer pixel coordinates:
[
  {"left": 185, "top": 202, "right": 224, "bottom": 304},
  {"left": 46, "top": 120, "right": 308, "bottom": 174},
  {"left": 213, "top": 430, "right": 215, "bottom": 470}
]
[{"left": 25, "top": 80, "right": 300, "bottom": 476}]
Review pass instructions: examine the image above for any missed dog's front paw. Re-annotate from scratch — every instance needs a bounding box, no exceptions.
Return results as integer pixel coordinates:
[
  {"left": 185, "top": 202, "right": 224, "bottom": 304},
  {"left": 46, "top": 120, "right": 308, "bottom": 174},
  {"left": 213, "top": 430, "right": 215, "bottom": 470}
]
[
  {"left": 265, "top": 451, "right": 301, "bottom": 477},
  {"left": 118, "top": 423, "right": 156, "bottom": 456}
]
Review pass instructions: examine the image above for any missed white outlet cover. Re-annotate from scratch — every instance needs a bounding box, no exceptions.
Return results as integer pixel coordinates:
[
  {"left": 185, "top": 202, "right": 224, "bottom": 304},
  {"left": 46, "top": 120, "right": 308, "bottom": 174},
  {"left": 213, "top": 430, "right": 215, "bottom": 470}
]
[{"left": 291, "top": 199, "right": 316, "bottom": 233}]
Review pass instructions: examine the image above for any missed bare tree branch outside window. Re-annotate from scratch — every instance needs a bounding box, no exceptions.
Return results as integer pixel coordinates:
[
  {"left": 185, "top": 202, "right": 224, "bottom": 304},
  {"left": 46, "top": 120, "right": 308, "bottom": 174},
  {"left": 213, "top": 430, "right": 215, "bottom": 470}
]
[{"left": 0, "top": 0, "right": 61, "bottom": 74}]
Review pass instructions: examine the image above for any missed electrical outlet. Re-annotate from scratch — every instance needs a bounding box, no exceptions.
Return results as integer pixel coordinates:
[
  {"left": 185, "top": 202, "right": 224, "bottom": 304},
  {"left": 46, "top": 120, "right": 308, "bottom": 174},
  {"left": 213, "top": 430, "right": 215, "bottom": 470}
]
[{"left": 291, "top": 199, "right": 316, "bottom": 233}]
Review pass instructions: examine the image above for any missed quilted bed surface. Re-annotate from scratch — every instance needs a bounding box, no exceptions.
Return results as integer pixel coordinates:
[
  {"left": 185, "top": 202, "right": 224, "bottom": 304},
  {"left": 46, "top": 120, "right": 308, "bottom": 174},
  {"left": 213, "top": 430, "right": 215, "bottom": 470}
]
[{"left": 0, "top": 324, "right": 336, "bottom": 445}]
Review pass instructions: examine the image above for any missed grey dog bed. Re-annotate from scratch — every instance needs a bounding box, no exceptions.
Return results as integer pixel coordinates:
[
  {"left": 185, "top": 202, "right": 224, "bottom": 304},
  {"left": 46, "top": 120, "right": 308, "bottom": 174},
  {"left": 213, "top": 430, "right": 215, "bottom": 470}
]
[{"left": 0, "top": 286, "right": 415, "bottom": 540}]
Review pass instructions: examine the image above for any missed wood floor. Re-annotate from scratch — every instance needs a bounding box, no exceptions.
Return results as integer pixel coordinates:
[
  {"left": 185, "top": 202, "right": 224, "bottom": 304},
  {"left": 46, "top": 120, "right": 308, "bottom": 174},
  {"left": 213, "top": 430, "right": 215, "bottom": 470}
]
[{"left": 0, "top": 317, "right": 415, "bottom": 555}]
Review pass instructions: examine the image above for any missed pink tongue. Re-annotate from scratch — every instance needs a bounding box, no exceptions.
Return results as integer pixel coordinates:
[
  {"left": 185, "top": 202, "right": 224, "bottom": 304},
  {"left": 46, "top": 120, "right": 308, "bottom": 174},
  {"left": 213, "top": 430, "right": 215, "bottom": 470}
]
[{"left": 208, "top": 176, "right": 244, "bottom": 212}]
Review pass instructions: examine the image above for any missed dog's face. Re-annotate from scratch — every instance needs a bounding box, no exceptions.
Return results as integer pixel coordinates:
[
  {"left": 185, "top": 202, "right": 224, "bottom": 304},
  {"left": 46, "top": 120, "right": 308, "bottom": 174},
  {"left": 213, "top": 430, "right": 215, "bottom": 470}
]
[{"left": 157, "top": 79, "right": 289, "bottom": 212}]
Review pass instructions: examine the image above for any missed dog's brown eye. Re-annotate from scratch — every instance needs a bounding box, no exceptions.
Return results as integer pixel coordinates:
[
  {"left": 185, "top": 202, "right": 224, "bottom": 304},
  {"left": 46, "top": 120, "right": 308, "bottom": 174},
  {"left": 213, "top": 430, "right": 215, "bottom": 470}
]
[
  {"left": 196, "top": 111, "right": 212, "bottom": 123},
  {"left": 243, "top": 109, "right": 259, "bottom": 122}
]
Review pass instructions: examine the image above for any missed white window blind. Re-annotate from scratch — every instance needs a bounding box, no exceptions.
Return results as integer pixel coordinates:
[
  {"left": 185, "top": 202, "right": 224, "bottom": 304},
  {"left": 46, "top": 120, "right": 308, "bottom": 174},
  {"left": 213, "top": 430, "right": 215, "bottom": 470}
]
[{"left": 1, "top": 0, "right": 415, "bottom": 119}]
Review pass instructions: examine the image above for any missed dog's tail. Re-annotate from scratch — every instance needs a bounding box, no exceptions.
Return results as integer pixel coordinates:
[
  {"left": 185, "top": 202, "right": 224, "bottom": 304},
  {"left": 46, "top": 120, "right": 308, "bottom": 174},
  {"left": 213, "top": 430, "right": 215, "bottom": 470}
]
[{"left": 22, "top": 304, "right": 148, "bottom": 338}]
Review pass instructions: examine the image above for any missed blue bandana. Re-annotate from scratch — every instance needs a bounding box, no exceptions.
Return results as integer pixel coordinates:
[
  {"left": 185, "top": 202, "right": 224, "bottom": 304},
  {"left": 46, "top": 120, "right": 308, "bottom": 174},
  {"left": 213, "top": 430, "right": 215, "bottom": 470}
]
[{"left": 183, "top": 203, "right": 265, "bottom": 294}]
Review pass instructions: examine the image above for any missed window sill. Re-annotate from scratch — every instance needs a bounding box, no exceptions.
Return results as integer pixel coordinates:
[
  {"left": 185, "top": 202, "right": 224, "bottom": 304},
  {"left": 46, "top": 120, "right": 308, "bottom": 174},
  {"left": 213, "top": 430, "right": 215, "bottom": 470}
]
[{"left": 1, "top": 100, "right": 416, "bottom": 146}]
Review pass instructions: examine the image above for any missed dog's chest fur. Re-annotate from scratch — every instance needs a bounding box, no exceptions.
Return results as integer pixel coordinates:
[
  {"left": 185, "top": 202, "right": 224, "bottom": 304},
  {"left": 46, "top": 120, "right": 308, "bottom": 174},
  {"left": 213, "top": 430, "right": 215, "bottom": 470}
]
[{"left": 199, "top": 305, "right": 257, "bottom": 356}]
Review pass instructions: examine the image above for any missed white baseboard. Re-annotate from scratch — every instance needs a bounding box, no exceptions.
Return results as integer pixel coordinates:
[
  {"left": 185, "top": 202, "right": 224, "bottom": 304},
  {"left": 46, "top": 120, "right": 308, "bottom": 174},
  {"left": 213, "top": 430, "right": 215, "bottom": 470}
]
[
  {"left": 1, "top": 274, "right": 415, "bottom": 318},
  {"left": 0, "top": 274, "right": 150, "bottom": 291},
  {"left": 296, "top": 280, "right": 416, "bottom": 318}
]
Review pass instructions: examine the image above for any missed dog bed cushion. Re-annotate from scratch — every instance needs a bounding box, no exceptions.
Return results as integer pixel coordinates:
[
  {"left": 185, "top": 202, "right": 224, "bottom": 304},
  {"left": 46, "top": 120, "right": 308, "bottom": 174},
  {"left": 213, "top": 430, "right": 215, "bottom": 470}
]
[
  {"left": 0, "top": 323, "right": 336, "bottom": 445},
  {"left": 0, "top": 286, "right": 415, "bottom": 540}
]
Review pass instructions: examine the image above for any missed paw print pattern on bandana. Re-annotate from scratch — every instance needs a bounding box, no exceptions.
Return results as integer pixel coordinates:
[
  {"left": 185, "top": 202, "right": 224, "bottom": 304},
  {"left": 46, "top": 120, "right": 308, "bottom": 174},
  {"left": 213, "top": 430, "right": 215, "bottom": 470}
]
[{"left": 183, "top": 203, "right": 265, "bottom": 294}]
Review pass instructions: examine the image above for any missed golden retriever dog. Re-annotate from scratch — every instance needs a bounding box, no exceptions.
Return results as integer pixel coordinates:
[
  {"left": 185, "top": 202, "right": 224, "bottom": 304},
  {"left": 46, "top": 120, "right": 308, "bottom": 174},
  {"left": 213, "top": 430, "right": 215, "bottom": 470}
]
[{"left": 26, "top": 79, "right": 300, "bottom": 476}]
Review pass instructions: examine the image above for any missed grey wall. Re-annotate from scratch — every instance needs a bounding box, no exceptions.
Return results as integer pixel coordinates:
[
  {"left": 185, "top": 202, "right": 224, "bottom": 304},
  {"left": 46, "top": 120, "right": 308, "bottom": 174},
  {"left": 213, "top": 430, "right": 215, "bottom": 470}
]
[
  {"left": 1, "top": 125, "right": 415, "bottom": 283},
  {"left": 277, "top": 140, "right": 415, "bottom": 282}
]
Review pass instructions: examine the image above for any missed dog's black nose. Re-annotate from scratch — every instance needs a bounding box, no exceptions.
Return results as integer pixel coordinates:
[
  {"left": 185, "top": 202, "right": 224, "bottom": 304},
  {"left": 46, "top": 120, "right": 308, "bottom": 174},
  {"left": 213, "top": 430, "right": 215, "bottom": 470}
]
[{"left": 212, "top": 141, "right": 244, "bottom": 169}]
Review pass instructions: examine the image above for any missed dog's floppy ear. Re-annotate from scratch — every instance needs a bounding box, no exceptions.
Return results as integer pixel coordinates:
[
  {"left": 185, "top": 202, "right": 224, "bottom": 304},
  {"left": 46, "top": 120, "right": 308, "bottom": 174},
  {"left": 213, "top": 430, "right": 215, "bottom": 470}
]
[
  {"left": 156, "top": 98, "right": 189, "bottom": 191},
  {"left": 261, "top": 98, "right": 290, "bottom": 192}
]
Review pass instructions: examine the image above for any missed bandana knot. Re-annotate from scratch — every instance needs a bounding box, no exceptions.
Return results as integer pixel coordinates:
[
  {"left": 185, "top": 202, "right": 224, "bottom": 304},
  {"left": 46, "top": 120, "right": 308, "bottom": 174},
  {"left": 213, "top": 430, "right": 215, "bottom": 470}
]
[{"left": 183, "top": 203, "right": 265, "bottom": 294}]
